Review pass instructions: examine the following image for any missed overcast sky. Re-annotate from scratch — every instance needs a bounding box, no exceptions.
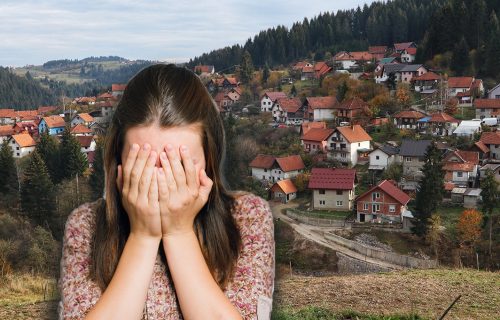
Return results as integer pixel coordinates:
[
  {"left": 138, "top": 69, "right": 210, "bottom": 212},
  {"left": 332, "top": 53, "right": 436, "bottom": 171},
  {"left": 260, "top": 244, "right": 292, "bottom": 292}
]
[{"left": 0, "top": 0, "right": 377, "bottom": 67}]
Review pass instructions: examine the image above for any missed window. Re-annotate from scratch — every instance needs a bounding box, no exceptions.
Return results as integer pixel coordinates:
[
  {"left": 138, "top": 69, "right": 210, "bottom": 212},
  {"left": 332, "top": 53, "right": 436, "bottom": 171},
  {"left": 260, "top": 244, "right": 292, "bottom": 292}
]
[
  {"left": 313, "top": 145, "right": 316, "bottom": 149},
  {"left": 457, "top": 172, "right": 463, "bottom": 177},
  {"left": 405, "top": 157, "right": 412, "bottom": 162},
  {"left": 16, "top": 153, "right": 19, "bottom": 156},
  {"left": 481, "top": 108, "right": 485, "bottom": 112},
  {"left": 16, "top": 147, "right": 19, "bottom": 150},
  {"left": 372, "top": 204, "right": 380, "bottom": 212},
  {"left": 264, "top": 169, "right": 267, "bottom": 172},
  {"left": 358, "top": 143, "right": 361, "bottom": 147},
  {"left": 336, "top": 201, "right": 343, "bottom": 207},
  {"left": 376, "top": 156, "right": 380, "bottom": 160},
  {"left": 262, "top": 175, "right": 265, "bottom": 179},
  {"left": 363, "top": 203, "right": 368, "bottom": 210},
  {"left": 336, "top": 190, "right": 343, "bottom": 195},
  {"left": 319, "top": 189, "right": 325, "bottom": 195},
  {"left": 319, "top": 200, "right": 325, "bottom": 205},
  {"left": 372, "top": 192, "right": 380, "bottom": 200},
  {"left": 389, "top": 205, "right": 396, "bottom": 213}
]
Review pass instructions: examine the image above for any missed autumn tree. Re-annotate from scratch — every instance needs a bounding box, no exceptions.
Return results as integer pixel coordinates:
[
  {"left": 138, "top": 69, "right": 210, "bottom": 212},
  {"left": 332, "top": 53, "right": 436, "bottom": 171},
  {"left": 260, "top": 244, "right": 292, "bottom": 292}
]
[
  {"left": 444, "top": 97, "right": 459, "bottom": 115},
  {"left": 427, "top": 213, "right": 442, "bottom": 259},
  {"left": 456, "top": 209, "right": 483, "bottom": 248},
  {"left": 396, "top": 83, "right": 411, "bottom": 109}
]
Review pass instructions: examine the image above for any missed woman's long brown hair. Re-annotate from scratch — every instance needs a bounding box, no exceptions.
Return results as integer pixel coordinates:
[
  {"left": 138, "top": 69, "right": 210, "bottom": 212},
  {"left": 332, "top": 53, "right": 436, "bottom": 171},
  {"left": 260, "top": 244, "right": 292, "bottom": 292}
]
[{"left": 90, "top": 64, "right": 242, "bottom": 290}]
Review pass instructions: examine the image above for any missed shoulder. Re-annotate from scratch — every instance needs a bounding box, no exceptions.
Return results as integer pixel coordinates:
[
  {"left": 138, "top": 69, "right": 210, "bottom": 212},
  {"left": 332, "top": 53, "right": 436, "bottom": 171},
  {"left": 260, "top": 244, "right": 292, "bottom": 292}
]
[
  {"left": 230, "top": 191, "right": 273, "bottom": 234},
  {"left": 63, "top": 199, "right": 102, "bottom": 247}
]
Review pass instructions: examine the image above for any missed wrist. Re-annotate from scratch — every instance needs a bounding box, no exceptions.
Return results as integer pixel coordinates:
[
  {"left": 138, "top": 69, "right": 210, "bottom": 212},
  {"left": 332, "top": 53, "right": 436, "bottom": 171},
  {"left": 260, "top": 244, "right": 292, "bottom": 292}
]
[
  {"left": 162, "top": 229, "right": 197, "bottom": 241},
  {"left": 128, "top": 232, "right": 162, "bottom": 246}
]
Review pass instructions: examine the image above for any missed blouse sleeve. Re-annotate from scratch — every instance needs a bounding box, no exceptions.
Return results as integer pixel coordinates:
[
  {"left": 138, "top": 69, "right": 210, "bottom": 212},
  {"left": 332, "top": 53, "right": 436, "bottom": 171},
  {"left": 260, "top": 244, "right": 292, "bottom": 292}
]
[
  {"left": 226, "top": 194, "right": 275, "bottom": 320},
  {"left": 58, "top": 202, "right": 102, "bottom": 320}
]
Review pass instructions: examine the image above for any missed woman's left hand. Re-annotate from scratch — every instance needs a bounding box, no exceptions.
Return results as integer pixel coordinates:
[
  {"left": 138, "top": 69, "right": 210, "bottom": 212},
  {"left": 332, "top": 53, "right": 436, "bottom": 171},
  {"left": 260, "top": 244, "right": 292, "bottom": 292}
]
[{"left": 157, "top": 144, "right": 213, "bottom": 238}]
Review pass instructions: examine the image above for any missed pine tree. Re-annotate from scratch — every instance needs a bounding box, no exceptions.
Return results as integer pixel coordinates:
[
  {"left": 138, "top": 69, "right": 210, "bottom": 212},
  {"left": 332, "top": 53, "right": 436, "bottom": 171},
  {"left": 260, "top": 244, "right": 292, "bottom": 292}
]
[
  {"left": 485, "top": 12, "right": 500, "bottom": 78},
  {"left": 412, "top": 143, "right": 445, "bottom": 237},
  {"left": 59, "top": 126, "right": 88, "bottom": 181},
  {"left": 0, "top": 140, "right": 19, "bottom": 206},
  {"left": 290, "top": 84, "right": 297, "bottom": 97},
  {"left": 89, "top": 137, "right": 105, "bottom": 200},
  {"left": 262, "top": 64, "right": 270, "bottom": 85},
  {"left": 336, "top": 81, "right": 348, "bottom": 102},
  {"left": 239, "top": 50, "right": 254, "bottom": 85},
  {"left": 480, "top": 169, "right": 499, "bottom": 257},
  {"left": 20, "top": 151, "right": 56, "bottom": 229},
  {"left": 36, "top": 130, "right": 61, "bottom": 184},
  {"left": 451, "top": 37, "right": 470, "bottom": 76}
]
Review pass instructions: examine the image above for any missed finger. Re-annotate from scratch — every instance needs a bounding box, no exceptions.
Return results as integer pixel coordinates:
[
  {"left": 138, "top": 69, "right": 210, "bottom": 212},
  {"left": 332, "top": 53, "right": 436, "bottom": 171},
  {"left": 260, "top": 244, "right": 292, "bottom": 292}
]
[
  {"left": 199, "top": 169, "right": 214, "bottom": 201},
  {"left": 129, "top": 144, "right": 152, "bottom": 200},
  {"left": 157, "top": 166, "right": 169, "bottom": 205},
  {"left": 116, "top": 165, "right": 123, "bottom": 194},
  {"left": 179, "top": 145, "right": 198, "bottom": 191},
  {"left": 148, "top": 167, "right": 158, "bottom": 205},
  {"left": 139, "top": 150, "right": 157, "bottom": 201},
  {"left": 122, "top": 143, "right": 139, "bottom": 195},
  {"left": 165, "top": 144, "right": 187, "bottom": 190},
  {"left": 160, "top": 150, "right": 177, "bottom": 192}
]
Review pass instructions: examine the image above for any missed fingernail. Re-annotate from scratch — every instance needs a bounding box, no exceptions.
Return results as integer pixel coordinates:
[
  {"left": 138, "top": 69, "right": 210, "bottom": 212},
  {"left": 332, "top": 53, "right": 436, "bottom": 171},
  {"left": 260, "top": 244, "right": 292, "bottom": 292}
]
[
  {"left": 143, "top": 143, "right": 150, "bottom": 150},
  {"left": 131, "top": 143, "right": 139, "bottom": 151},
  {"left": 181, "top": 145, "right": 188, "bottom": 152},
  {"left": 166, "top": 144, "right": 173, "bottom": 151}
]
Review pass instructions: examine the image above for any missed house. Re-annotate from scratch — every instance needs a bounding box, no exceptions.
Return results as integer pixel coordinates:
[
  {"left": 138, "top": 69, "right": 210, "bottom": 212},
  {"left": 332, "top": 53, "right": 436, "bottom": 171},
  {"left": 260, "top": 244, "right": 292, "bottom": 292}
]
[
  {"left": 400, "top": 64, "right": 428, "bottom": 83},
  {"left": 443, "top": 150, "right": 480, "bottom": 188},
  {"left": 0, "top": 125, "right": 14, "bottom": 143},
  {"left": 453, "top": 120, "right": 482, "bottom": 137},
  {"left": 334, "top": 97, "right": 368, "bottom": 124},
  {"left": 413, "top": 71, "right": 440, "bottom": 93},
  {"left": 111, "top": 84, "right": 127, "bottom": 97},
  {"left": 99, "top": 101, "right": 115, "bottom": 119},
  {"left": 471, "top": 140, "right": 490, "bottom": 161},
  {"left": 368, "top": 144, "right": 400, "bottom": 171},
  {"left": 16, "top": 110, "right": 40, "bottom": 122},
  {"left": 70, "top": 124, "right": 93, "bottom": 136},
  {"left": 227, "top": 87, "right": 241, "bottom": 102},
  {"left": 97, "top": 92, "right": 116, "bottom": 102},
  {"left": 76, "top": 135, "right": 96, "bottom": 154},
  {"left": 71, "top": 113, "right": 95, "bottom": 127},
  {"left": 8, "top": 133, "right": 36, "bottom": 158},
  {"left": 463, "top": 188, "right": 482, "bottom": 208},
  {"left": 261, "top": 92, "right": 287, "bottom": 112},
  {"left": 475, "top": 99, "right": 500, "bottom": 119},
  {"left": 299, "top": 121, "right": 327, "bottom": 139},
  {"left": 292, "top": 61, "right": 313, "bottom": 71},
  {"left": 249, "top": 154, "right": 305, "bottom": 183},
  {"left": 333, "top": 51, "right": 373, "bottom": 70},
  {"left": 327, "top": 125, "right": 372, "bottom": 166},
  {"left": 313, "top": 62, "right": 332, "bottom": 79},
  {"left": 271, "top": 97, "right": 303, "bottom": 125},
  {"left": 0, "top": 109, "right": 16, "bottom": 125},
  {"left": 392, "top": 110, "right": 426, "bottom": 129},
  {"left": 301, "top": 66, "right": 315, "bottom": 80},
  {"left": 270, "top": 179, "right": 297, "bottom": 203},
  {"left": 308, "top": 167, "right": 357, "bottom": 211},
  {"left": 73, "top": 96, "right": 96, "bottom": 106},
  {"left": 368, "top": 46, "right": 388, "bottom": 61},
  {"left": 222, "top": 77, "right": 239, "bottom": 89},
  {"left": 479, "top": 163, "right": 500, "bottom": 187},
  {"left": 399, "top": 139, "right": 432, "bottom": 179},
  {"left": 488, "top": 83, "right": 500, "bottom": 99},
  {"left": 375, "top": 63, "right": 405, "bottom": 83},
  {"left": 424, "top": 112, "right": 460, "bottom": 136},
  {"left": 13, "top": 121, "right": 38, "bottom": 136},
  {"left": 401, "top": 47, "right": 417, "bottom": 63},
  {"left": 39, "top": 115, "right": 65, "bottom": 135},
  {"left": 214, "top": 92, "right": 237, "bottom": 112},
  {"left": 479, "top": 132, "right": 500, "bottom": 160},
  {"left": 194, "top": 65, "right": 215, "bottom": 75},
  {"left": 356, "top": 179, "right": 411, "bottom": 223},
  {"left": 304, "top": 96, "right": 338, "bottom": 121},
  {"left": 301, "top": 128, "right": 334, "bottom": 153},
  {"left": 394, "top": 42, "right": 417, "bottom": 53},
  {"left": 447, "top": 77, "right": 474, "bottom": 98}
]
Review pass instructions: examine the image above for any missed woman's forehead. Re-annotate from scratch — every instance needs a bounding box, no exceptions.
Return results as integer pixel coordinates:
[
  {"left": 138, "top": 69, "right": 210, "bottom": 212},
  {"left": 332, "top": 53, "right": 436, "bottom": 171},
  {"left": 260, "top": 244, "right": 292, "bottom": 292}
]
[{"left": 123, "top": 124, "right": 204, "bottom": 151}]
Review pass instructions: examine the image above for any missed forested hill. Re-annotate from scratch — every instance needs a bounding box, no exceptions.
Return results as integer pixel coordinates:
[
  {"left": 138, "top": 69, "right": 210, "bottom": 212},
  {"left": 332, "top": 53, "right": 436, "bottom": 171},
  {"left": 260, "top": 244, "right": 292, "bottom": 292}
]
[
  {"left": 187, "top": 0, "right": 500, "bottom": 79},
  {"left": 0, "top": 67, "right": 56, "bottom": 109}
]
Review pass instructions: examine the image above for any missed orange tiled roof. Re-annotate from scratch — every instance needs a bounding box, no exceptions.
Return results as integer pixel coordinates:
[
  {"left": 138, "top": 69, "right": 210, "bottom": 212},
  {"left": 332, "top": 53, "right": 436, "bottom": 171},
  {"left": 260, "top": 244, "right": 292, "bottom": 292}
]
[
  {"left": 0, "top": 109, "right": 16, "bottom": 118},
  {"left": 428, "top": 112, "right": 459, "bottom": 123},
  {"left": 443, "top": 162, "right": 475, "bottom": 172},
  {"left": 448, "top": 77, "right": 474, "bottom": 88},
  {"left": 77, "top": 113, "right": 94, "bottom": 122},
  {"left": 413, "top": 72, "right": 440, "bottom": 81},
  {"left": 337, "top": 97, "right": 368, "bottom": 110},
  {"left": 43, "top": 115, "right": 65, "bottom": 128},
  {"left": 456, "top": 150, "right": 479, "bottom": 164},
  {"left": 474, "top": 99, "right": 500, "bottom": 109},
  {"left": 262, "top": 91, "right": 287, "bottom": 102},
  {"left": 112, "top": 84, "right": 127, "bottom": 91},
  {"left": 271, "top": 179, "right": 297, "bottom": 194},
  {"left": 76, "top": 136, "right": 94, "bottom": 148},
  {"left": 480, "top": 132, "right": 500, "bottom": 145},
  {"left": 393, "top": 110, "right": 427, "bottom": 119},
  {"left": 249, "top": 154, "right": 276, "bottom": 169},
  {"left": 369, "top": 46, "right": 387, "bottom": 54},
  {"left": 394, "top": 42, "right": 415, "bottom": 51},
  {"left": 474, "top": 141, "right": 489, "bottom": 153},
  {"left": 276, "top": 98, "right": 301, "bottom": 113},
  {"left": 306, "top": 96, "right": 338, "bottom": 109},
  {"left": 275, "top": 155, "right": 305, "bottom": 172},
  {"left": 0, "top": 125, "right": 14, "bottom": 136},
  {"left": 71, "top": 124, "right": 92, "bottom": 134},
  {"left": 336, "top": 125, "right": 372, "bottom": 143},
  {"left": 11, "top": 133, "right": 36, "bottom": 148},
  {"left": 404, "top": 47, "right": 417, "bottom": 55},
  {"left": 302, "top": 128, "right": 335, "bottom": 142}
]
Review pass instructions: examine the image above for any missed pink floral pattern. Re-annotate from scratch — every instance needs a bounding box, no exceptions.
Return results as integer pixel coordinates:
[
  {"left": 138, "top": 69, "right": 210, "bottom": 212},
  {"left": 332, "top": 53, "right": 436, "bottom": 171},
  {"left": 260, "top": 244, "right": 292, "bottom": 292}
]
[{"left": 58, "top": 192, "right": 275, "bottom": 320}]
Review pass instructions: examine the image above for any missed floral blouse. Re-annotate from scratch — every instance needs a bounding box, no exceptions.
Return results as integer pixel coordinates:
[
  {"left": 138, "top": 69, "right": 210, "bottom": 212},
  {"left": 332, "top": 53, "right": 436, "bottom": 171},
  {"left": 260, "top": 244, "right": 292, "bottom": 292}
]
[{"left": 58, "top": 192, "right": 275, "bottom": 319}]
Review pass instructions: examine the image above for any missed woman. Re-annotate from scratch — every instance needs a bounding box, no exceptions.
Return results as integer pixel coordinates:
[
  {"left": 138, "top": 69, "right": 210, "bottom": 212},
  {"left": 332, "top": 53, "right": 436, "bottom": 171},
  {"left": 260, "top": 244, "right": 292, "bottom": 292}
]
[{"left": 58, "top": 64, "right": 275, "bottom": 319}]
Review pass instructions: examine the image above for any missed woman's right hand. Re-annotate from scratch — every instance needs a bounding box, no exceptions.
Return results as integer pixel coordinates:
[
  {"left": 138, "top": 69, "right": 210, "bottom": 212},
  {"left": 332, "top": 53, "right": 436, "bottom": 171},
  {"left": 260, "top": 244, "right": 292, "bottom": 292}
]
[{"left": 116, "top": 143, "right": 162, "bottom": 241}]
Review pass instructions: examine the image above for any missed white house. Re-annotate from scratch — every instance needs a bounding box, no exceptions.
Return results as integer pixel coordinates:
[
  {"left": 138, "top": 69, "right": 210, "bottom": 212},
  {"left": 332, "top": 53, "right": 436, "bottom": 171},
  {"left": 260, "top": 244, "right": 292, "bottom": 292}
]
[
  {"left": 480, "top": 132, "right": 500, "bottom": 160},
  {"left": 304, "top": 96, "right": 338, "bottom": 122},
  {"left": 401, "top": 47, "right": 417, "bottom": 63},
  {"left": 475, "top": 99, "right": 500, "bottom": 119},
  {"left": 327, "top": 125, "right": 372, "bottom": 166},
  {"left": 270, "top": 179, "right": 297, "bottom": 203},
  {"left": 71, "top": 113, "right": 95, "bottom": 127},
  {"left": 368, "top": 144, "right": 400, "bottom": 171},
  {"left": 261, "top": 92, "right": 287, "bottom": 112},
  {"left": 249, "top": 154, "right": 305, "bottom": 183},
  {"left": 76, "top": 136, "right": 96, "bottom": 154},
  {"left": 443, "top": 150, "right": 480, "bottom": 188},
  {"left": 488, "top": 83, "right": 500, "bottom": 99},
  {"left": 271, "top": 97, "right": 303, "bottom": 125},
  {"left": 8, "top": 133, "right": 36, "bottom": 158}
]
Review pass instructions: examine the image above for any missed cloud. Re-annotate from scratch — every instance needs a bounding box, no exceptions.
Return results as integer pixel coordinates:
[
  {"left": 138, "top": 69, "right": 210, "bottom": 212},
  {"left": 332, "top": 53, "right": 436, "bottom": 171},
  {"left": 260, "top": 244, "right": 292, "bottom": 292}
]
[{"left": 0, "top": 0, "right": 375, "bottom": 67}]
